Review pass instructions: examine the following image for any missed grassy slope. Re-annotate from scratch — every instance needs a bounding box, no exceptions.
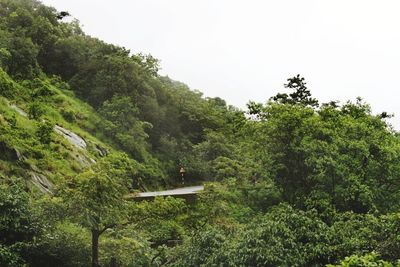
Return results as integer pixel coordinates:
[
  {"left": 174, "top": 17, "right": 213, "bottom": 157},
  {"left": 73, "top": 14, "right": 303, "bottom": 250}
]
[{"left": 0, "top": 68, "right": 120, "bottom": 192}]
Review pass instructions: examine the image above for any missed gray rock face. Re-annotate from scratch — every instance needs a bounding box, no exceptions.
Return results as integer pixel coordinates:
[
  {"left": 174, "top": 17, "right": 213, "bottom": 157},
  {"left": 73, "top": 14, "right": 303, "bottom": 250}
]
[
  {"left": 54, "top": 126, "right": 98, "bottom": 167},
  {"left": 72, "top": 152, "right": 95, "bottom": 167},
  {"left": 30, "top": 171, "right": 53, "bottom": 194},
  {"left": 10, "top": 104, "right": 27, "bottom": 117},
  {"left": 94, "top": 143, "right": 108, "bottom": 157},
  {"left": 54, "top": 125, "right": 87, "bottom": 149},
  {"left": 5, "top": 100, "right": 27, "bottom": 117}
]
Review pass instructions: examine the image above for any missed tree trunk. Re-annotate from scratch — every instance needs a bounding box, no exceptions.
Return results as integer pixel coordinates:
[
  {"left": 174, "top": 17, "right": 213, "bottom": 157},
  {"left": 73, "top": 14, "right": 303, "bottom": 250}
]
[
  {"left": 110, "top": 257, "right": 117, "bottom": 267},
  {"left": 92, "top": 229, "right": 100, "bottom": 267}
]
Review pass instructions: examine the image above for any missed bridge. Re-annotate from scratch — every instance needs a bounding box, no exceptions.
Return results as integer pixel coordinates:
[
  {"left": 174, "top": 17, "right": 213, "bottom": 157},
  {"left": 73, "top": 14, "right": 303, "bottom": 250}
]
[{"left": 126, "top": 185, "right": 204, "bottom": 201}]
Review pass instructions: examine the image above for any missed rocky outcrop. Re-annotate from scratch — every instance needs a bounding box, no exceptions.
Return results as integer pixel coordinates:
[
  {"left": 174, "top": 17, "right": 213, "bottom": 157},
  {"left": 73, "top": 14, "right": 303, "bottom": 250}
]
[
  {"left": 0, "top": 140, "right": 53, "bottom": 194},
  {"left": 54, "top": 126, "right": 99, "bottom": 167},
  {"left": 4, "top": 99, "right": 27, "bottom": 117},
  {"left": 6, "top": 101, "right": 88, "bottom": 151},
  {"left": 0, "top": 141, "right": 23, "bottom": 161},
  {"left": 94, "top": 143, "right": 108, "bottom": 157},
  {"left": 54, "top": 125, "right": 87, "bottom": 149},
  {"left": 73, "top": 152, "right": 96, "bottom": 167},
  {"left": 10, "top": 104, "right": 27, "bottom": 117},
  {"left": 29, "top": 171, "right": 53, "bottom": 194},
  {"left": 29, "top": 165, "right": 54, "bottom": 194}
]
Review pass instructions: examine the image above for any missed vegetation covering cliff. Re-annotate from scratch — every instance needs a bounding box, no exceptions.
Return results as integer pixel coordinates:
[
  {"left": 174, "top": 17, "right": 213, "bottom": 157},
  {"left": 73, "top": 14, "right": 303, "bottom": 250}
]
[{"left": 1, "top": 0, "right": 399, "bottom": 266}]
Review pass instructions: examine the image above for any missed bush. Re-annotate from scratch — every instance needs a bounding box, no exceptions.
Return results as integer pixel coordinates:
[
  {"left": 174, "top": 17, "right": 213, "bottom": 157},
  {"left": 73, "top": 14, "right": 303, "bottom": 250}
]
[
  {"left": 5, "top": 114, "right": 17, "bottom": 128},
  {"left": 29, "top": 79, "right": 55, "bottom": 99},
  {"left": 25, "top": 223, "right": 91, "bottom": 267},
  {"left": 0, "top": 69, "right": 18, "bottom": 99},
  {"left": 28, "top": 102, "right": 46, "bottom": 120},
  {"left": 0, "top": 183, "right": 40, "bottom": 266},
  {"left": 327, "top": 253, "right": 394, "bottom": 267},
  {"left": 0, "top": 245, "right": 24, "bottom": 267},
  {"left": 0, "top": 48, "right": 11, "bottom": 70},
  {"left": 61, "top": 109, "right": 76, "bottom": 123},
  {"left": 36, "top": 121, "right": 54, "bottom": 144}
]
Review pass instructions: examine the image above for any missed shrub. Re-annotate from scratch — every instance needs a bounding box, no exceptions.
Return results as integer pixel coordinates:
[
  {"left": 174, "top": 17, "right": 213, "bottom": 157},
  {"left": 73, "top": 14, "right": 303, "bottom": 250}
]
[
  {"left": 0, "top": 69, "right": 18, "bottom": 99},
  {"left": 0, "top": 245, "right": 25, "bottom": 267},
  {"left": 61, "top": 109, "right": 76, "bottom": 123},
  {"left": 28, "top": 102, "right": 46, "bottom": 120},
  {"left": 327, "top": 253, "right": 394, "bottom": 267},
  {"left": 36, "top": 121, "right": 54, "bottom": 144}
]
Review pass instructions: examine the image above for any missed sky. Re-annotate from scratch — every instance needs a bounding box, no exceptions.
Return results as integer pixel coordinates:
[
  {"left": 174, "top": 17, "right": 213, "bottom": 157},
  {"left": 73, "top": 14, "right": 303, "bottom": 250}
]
[{"left": 42, "top": 0, "right": 400, "bottom": 128}]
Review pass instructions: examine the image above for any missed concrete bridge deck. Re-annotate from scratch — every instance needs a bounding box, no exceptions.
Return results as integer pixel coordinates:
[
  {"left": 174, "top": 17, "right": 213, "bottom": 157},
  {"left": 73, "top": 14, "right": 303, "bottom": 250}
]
[{"left": 127, "top": 185, "right": 204, "bottom": 200}]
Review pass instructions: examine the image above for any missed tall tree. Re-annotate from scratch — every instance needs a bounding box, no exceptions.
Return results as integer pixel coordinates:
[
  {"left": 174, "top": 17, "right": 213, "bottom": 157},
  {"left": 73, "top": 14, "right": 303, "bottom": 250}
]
[
  {"left": 63, "top": 154, "right": 135, "bottom": 267},
  {"left": 271, "top": 74, "right": 318, "bottom": 107}
]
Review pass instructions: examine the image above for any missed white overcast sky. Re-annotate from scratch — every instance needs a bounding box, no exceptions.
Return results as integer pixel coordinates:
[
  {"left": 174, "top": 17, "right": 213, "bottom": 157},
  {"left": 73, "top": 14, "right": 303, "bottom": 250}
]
[{"left": 42, "top": 0, "right": 400, "bottom": 128}]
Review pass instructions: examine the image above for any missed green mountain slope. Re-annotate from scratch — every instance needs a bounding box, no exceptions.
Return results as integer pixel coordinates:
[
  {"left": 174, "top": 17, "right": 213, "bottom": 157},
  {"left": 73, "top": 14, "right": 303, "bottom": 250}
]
[
  {"left": 0, "top": 68, "right": 117, "bottom": 192},
  {"left": 1, "top": 1, "right": 400, "bottom": 266},
  {"left": 0, "top": 0, "right": 243, "bottom": 191}
]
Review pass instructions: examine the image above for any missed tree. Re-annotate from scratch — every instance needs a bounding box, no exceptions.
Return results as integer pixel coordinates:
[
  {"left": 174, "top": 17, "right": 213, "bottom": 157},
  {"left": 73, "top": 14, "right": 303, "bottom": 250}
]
[
  {"left": 271, "top": 74, "right": 318, "bottom": 107},
  {"left": 28, "top": 101, "right": 46, "bottom": 120},
  {"left": 36, "top": 121, "right": 54, "bottom": 144},
  {"left": 0, "top": 48, "right": 11, "bottom": 70},
  {"left": 99, "top": 95, "right": 150, "bottom": 161},
  {"left": 0, "top": 182, "right": 40, "bottom": 267},
  {"left": 131, "top": 53, "right": 160, "bottom": 77},
  {"left": 327, "top": 253, "right": 394, "bottom": 267},
  {"left": 63, "top": 154, "right": 135, "bottom": 267},
  {"left": 247, "top": 95, "right": 400, "bottom": 213},
  {"left": 221, "top": 204, "right": 331, "bottom": 266},
  {"left": 69, "top": 54, "right": 140, "bottom": 107},
  {"left": 172, "top": 227, "right": 227, "bottom": 267},
  {"left": 7, "top": 35, "right": 40, "bottom": 79}
]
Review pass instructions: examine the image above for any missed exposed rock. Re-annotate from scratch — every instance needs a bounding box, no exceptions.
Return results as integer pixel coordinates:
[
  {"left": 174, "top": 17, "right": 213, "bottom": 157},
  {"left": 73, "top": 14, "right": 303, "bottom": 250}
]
[
  {"left": 94, "top": 143, "right": 108, "bottom": 157},
  {"left": 53, "top": 129, "right": 97, "bottom": 167},
  {"left": 54, "top": 125, "right": 87, "bottom": 149},
  {"left": 0, "top": 141, "right": 23, "bottom": 161},
  {"left": 15, "top": 149, "right": 25, "bottom": 161},
  {"left": 5, "top": 99, "right": 27, "bottom": 117},
  {"left": 30, "top": 171, "right": 53, "bottom": 194},
  {"left": 10, "top": 104, "right": 27, "bottom": 117},
  {"left": 72, "top": 152, "right": 95, "bottom": 168}
]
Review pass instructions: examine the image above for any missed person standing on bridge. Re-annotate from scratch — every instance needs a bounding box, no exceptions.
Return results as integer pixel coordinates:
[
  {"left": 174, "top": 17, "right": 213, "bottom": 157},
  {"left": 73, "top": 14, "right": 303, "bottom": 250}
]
[{"left": 179, "top": 166, "right": 186, "bottom": 185}]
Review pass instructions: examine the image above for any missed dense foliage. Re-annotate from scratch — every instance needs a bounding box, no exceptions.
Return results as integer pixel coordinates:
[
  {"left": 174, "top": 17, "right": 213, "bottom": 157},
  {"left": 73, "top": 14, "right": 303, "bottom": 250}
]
[{"left": 0, "top": 0, "right": 399, "bottom": 266}]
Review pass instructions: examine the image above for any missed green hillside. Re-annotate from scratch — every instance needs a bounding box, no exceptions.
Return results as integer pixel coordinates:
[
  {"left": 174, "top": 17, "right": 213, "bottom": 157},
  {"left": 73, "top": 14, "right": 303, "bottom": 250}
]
[{"left": 1, "top": 0, "right": 400, "bottom": 266}]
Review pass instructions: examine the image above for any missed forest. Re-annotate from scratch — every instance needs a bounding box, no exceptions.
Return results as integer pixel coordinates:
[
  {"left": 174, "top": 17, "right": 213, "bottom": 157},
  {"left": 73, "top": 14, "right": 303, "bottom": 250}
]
[{"left": 0, "top": 0, "right": 399, "bottom": 266}]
